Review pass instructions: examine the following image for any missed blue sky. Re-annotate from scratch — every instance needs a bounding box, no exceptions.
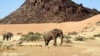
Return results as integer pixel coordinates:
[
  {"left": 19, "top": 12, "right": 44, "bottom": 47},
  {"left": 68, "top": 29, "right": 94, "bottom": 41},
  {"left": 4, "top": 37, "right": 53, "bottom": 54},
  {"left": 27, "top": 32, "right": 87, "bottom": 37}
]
[
  {"left": 0, "top": 0, "right": 100, "bottom": 19},
  {"left": 73, "top": 0, "right": 100, "bottom": 11},
  {"left": 0, "top": 0, "right": 25, "bottom": 19}
]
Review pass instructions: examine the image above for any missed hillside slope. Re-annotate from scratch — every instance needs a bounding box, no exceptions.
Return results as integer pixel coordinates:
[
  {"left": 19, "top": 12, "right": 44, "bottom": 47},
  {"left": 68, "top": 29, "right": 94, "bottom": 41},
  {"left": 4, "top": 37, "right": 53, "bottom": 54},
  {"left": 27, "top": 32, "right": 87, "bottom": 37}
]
[
  {"left": 0, "top": 0, "right": 99, "bottom": 24},
  {"left": 0, "top": 14, "right": 100, "bottom": 34}
]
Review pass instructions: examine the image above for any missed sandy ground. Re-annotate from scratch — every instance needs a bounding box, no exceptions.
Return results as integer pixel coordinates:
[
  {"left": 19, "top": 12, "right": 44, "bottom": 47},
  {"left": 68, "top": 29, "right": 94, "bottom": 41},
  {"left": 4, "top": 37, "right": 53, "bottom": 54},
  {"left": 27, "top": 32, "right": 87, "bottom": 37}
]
[
  {"left": 0, "top": 39, "right": 100, "bottom": 56},
  {"left": 0, "top": 14, "right": 100, "bottom": 56},
  {"left": 0, "top": 14, "right": 100, "bottom": 34}
]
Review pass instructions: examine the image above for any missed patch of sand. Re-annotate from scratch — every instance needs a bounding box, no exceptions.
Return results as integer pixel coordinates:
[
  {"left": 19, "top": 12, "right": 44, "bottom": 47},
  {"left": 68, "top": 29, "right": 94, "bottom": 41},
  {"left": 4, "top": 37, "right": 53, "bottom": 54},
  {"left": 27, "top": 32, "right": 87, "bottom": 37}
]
[
  {"left": 0, "top": 15, "right": 100, "bottom": 56},
  {"left": 0, "top": 14, "right": 100, "bottom": 34}
]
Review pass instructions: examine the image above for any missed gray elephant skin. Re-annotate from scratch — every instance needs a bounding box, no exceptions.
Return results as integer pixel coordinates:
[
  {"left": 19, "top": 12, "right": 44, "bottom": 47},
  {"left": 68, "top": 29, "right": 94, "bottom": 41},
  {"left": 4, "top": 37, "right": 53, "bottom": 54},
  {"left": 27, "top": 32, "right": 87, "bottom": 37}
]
[
  {"left": 3, "top": 32, "right": 13, "bottom": 41},
  {"left": 43, "top": 29, "right": 64, "bottom": 46}
]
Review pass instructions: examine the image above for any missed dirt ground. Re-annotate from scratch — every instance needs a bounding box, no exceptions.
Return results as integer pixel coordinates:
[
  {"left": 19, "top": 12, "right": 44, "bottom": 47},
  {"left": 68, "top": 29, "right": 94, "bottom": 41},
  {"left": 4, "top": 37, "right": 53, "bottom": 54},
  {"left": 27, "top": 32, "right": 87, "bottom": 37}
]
[
  {"left": 0, "top": 14, "right": 100, "bottom": 34},
  {"left": 0, "top": 38, "right": 100, "bottom": 56},
  {"left": 0, "top": 14, "right": 100, "bottom": 56}
]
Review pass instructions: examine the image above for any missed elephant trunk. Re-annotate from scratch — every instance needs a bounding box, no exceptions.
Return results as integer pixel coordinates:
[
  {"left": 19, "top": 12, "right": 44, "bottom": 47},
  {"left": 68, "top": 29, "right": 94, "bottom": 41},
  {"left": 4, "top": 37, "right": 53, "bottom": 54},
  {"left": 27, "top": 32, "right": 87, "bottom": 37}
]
[{"left": 60, "top": 33, "right": 63, "bottom": 46}]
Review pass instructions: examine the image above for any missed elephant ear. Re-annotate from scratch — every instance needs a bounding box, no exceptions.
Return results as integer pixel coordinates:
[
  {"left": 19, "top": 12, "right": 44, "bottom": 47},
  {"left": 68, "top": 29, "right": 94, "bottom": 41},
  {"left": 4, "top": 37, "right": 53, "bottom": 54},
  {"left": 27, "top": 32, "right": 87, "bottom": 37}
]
[
  {"left": 10, "top": 32, "right": 13, "bottom": 37},
  {"left": 52, "top": 29, "right": 59, "bottom": 36},
  {"left": 8, "top": 32, "right": 13, "bottom": 37}
]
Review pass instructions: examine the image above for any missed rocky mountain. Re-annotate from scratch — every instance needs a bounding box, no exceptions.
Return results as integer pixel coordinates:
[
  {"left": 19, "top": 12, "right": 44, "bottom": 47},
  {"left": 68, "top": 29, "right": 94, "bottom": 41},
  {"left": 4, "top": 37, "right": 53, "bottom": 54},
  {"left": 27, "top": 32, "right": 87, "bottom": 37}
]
[{"left": 0, "top": 0, "right": 100, "bottom": 24}]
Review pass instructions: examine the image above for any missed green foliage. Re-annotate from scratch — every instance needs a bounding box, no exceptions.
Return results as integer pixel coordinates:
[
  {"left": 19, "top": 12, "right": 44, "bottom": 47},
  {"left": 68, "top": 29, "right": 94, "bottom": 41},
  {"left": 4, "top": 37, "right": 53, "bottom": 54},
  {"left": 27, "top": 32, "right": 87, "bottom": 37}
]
[
  {"left": 96, "top": 21, "right": 100, "bottom": 26},
  {"left": 68, "top": 31, "right": 78, "bottom": 35},
  {"left": 17, "top": 32, "right": 23, "bottom": 35},
  {"left": 64, "top": 35, "right": 72, "bottom": 39},
  {"left": 28, "top": 32, "right": 34, "bottom": 35},
  {"left": 64, "top": 35, "right": 72, "bottom": 43},
  {"left": 20, "top": 32, "right": 43, "bottom": 42},
  {"left": 94, "top": 34, "right": 100, "bottom": 37},
  {"left": 0, "top": 42, "right": 15, "bottom": 51},
  {"left": 83, "top": 27, "right": 89, "bottom": 29},
  {"left": 65, "top": 39, "right": 72, "bottom": 43},
  {"left": 74, "top": 36, "right": 86, "bottom": 41},
  {"left": 88, "top": 37, "right": 95, "bottom": 40}
]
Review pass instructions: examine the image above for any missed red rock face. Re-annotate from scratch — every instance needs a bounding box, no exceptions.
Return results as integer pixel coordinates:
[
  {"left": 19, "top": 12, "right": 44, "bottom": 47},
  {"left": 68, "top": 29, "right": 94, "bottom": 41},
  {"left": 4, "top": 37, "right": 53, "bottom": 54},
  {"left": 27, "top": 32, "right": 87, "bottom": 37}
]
[{"left": 0, "top": 0, "right": 100, "bottom": 24}]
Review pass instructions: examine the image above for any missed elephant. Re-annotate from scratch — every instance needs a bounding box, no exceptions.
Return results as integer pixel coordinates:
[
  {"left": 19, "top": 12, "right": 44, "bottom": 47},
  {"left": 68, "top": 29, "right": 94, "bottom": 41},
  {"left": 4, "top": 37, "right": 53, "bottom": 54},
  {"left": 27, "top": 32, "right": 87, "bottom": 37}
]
[
  {"left": 43, "top": 29, "right": 64, "bottom": 46},
  {"left": 3, "top": 32, "right": 13, "bottom": 41}
]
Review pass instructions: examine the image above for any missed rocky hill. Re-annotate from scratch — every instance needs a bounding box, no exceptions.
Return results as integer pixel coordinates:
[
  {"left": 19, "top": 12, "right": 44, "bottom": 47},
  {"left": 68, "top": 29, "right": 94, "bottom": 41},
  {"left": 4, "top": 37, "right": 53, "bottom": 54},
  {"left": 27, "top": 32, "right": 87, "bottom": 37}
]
[{"left": 0, "top": 0, "right": 100, "bottom": 24}]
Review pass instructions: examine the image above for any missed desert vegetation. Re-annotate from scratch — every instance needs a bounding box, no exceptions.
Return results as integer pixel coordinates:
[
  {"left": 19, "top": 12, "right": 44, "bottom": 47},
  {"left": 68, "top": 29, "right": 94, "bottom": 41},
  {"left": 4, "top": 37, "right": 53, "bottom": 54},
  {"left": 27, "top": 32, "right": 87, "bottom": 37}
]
[
  {"left": 63, "top": 35, "right": 72, "bottom": 43},
  {"left": 96, "top": 21, "right": 100, "bottom": 26},
  {"left": 0, "top": 41, "right": 16, "bottom": 51},
  {"left": 74, "top": 36, "right": 86, "bottom": 41},
  {"left": 88, "top": 37, "right": 95, "bottom": 40},
  {"left": 0, "top": 0, "right": 100, "bottom": 56},
  {"left": 68, "top": 31, "right": 78, "bottom": 35},
  {"left": 0, "top": 15, "right": 100, "bottom": 55},
  {"left": 20, "top": 32, "right": 43, "bottom": 42},
  {"left": 94, "top": 34, "right": 100, "bottom": 37},
  {"left": 0, "top": 27, "right": 100, "bottom": 56}
]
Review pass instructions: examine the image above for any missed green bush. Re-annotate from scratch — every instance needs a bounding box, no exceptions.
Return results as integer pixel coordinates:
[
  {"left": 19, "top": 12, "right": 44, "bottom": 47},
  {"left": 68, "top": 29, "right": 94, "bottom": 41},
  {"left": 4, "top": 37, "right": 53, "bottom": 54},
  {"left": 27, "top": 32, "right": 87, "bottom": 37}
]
[
  {"left": 74, "top": 36, "right": 86, "bottom": 41},
  {"left": 65, "top": 39, "right": 72, "bottom": 43},
  {"left": 20, "top": 32, "right": 43, "bottom": 42},
  {"left": 68, "top": 31, "right": 78, "bottom": 35},
  {"left": 0, "top": 42, "right": 15, "bottom": 51},
  {"left": 96, "top": 21, "right": 100, "bottom": 26},
  {"left": 94, "top": 34, "right": 100, "bottom": 37},
  {"left": 28, "top": 32, "right": 34, "bottom": 35},
  {"left": 17, "top": 32, "right": 23, "bottom": 35},
  {"left": 88, "top": 37, "right": 95, "bottom": 40},
  {"left": 64, "top": 35, "right": 72, "bottom": 43},
  {"left": 32, "top": 32, "right": 43, "bottom": 41},
  {"left": 64, "top": 35, "right": 72, "bottom": 39}
]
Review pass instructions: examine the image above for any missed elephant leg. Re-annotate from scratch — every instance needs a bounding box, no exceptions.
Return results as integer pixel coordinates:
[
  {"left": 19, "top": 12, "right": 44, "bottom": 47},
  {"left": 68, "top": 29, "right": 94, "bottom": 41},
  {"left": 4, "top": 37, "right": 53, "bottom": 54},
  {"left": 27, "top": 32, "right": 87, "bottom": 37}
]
[
  {"left": 45, "top": 40, "right": 50, "bottom": 46},
  {"left": 6, "top": 36, "right": 9, "bottom": 41},
  {"left": 3, "top": 36, "right": 5, "bottom": 40},
  {"left": 9, "top": 37, "right": 11, "bottom": 40},
  {"left": 44, "top": 39, "right": 47, "bottom": 46},
  {"left": 53, "top": 38, "right": 57, "bottom": 46}
]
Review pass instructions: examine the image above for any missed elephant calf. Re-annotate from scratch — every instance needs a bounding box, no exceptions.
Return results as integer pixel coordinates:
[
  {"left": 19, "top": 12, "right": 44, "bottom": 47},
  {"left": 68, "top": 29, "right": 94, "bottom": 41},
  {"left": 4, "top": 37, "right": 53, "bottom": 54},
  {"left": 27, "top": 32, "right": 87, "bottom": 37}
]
[
  {"left": 43, "top": 29, "right": 64, "bottom": 46},
  {"left": 3, "top": 32, "right": 13, "bottom": 41}
]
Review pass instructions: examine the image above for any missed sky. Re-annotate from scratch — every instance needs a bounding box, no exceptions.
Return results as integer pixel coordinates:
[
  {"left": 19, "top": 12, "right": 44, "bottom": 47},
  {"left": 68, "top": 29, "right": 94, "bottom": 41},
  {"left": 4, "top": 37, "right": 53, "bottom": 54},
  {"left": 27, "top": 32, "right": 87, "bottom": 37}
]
[{"left": 0, "top": 0, "right": 100, "bottom": 19}]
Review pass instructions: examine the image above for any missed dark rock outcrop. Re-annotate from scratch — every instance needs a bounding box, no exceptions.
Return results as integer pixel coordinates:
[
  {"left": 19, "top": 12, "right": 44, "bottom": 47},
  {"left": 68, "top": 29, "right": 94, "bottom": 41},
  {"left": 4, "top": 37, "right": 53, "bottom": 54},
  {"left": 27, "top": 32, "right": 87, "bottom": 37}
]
[{"left": 0, "top": 0, "right": 100, "bottom": 24}]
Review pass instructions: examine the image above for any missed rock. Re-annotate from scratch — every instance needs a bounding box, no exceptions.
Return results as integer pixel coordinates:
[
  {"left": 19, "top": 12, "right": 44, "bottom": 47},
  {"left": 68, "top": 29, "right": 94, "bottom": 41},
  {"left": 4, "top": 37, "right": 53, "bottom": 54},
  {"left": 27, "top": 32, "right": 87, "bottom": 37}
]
[{"left": 0, "top": 0, "right": 99, "bottom": 24}]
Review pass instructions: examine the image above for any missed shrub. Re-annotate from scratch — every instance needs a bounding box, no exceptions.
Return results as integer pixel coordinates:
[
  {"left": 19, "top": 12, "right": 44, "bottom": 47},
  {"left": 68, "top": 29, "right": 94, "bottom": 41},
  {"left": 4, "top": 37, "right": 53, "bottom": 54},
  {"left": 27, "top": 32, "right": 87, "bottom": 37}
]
[
  {"left": 88, "top": 37, "right": 95, "bottom": 40},
  {"left": 0, "top": 42, "right": 16, "bottom": 51},
  {"left": 28, "top": 32, "right": 34, "bottom": 35},
  {"left": 65, "top": 39, "right": 72, "bottom": 43},
  {"left": 20, "top": 32, "right": 43, "bottom": 42},
  {"left": 17, "top": 32, "right": 23, "bottom": 35},
  {"left": 64, "top": 35, "right": 72, "bottom": 43},
  {"left": 74, "top": 36, "right": 86, "bottom": 41},
  {"left": 68, "top": 31, "right": 78, "bottom": 35},
  {"left": 20, "top": 34, "right": 34, "bottom": 41},
  {"left": 83, "top": 27, "right": 89, "bottom": 29},
  {"left": 96, "top": 21, "right": 100, "bottom": 26},
  {"left": 94, "top": 34, "right": 100, "bottom": 37},
  {"left": 64, "top": 35, "right": 72, "bottom": 39}
]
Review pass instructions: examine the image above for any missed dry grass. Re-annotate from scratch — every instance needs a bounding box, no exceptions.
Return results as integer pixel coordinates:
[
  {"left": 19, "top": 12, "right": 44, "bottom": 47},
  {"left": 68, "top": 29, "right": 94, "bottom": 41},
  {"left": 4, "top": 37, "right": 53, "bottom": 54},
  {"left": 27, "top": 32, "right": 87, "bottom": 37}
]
[{"left": 0, "top": 14, "right": 100, "bottom": 56}]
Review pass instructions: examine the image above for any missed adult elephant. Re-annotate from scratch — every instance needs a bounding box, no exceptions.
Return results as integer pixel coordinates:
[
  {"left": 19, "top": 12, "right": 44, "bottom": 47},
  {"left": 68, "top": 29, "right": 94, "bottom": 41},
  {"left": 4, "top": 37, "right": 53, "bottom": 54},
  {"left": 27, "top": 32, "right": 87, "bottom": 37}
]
[
  {"left": 43, "top": 29, "right": 64, "bottom": 46},
  {"left": 3, "top": 32, "right": 13, "bottom": 41}
]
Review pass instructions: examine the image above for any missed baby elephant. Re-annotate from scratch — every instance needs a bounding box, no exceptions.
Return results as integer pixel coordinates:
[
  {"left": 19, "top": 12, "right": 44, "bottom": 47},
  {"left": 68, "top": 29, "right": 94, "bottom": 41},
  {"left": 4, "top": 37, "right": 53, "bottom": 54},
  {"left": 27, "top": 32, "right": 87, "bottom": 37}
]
[
  {"left": 3, "top": 32, "right": 13, "bottom": 41},
  {"left": 43, "top": 29, "right": 64, "bottom": 46}
]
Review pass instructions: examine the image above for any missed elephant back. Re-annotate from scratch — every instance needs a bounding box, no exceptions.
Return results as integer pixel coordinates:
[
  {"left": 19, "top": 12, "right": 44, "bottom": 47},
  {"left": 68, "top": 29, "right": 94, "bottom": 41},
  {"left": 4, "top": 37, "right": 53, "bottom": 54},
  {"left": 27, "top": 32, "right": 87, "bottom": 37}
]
[{"left": 3, "top": 32, "right": 13, "bottom": 37}]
